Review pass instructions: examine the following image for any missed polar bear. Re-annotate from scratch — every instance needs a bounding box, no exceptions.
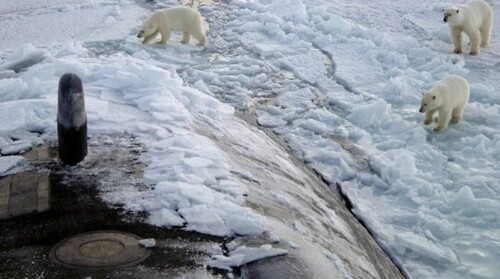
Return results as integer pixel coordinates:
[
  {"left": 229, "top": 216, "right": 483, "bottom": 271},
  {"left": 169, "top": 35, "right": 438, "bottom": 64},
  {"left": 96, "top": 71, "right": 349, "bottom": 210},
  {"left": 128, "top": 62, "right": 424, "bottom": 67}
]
[
  {"left": 443, "top": 0, "right": 493, "bottom": 55},
  {"left": 419, "top": 75, "right": 470, "bottom": 132},
  {"left": 137, "top": 6, "right": 207, "bottom": 46}
]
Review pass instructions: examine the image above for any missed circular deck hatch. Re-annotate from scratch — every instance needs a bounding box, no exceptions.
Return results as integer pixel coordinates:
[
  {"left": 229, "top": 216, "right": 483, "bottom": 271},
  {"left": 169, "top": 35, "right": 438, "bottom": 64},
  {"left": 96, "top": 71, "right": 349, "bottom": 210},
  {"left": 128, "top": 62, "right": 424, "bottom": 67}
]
[{"left": 50, "top": 231, "right": 151, "bottom": 269}]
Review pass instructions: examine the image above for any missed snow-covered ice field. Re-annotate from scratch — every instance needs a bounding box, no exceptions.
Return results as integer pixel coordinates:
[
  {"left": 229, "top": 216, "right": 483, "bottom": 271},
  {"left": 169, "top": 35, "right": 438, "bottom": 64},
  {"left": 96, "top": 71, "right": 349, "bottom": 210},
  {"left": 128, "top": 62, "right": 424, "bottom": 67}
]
[{"left": 0, "top": 0, "right": 499, "bottom": 278}]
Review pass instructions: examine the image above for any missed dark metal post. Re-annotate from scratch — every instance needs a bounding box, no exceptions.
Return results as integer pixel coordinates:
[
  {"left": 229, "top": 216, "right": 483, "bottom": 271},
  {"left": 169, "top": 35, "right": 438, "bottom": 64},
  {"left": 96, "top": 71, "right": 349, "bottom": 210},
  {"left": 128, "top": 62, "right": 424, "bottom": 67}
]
[{"left": 57, "top": 73, "right": 87, "bottom": 165}]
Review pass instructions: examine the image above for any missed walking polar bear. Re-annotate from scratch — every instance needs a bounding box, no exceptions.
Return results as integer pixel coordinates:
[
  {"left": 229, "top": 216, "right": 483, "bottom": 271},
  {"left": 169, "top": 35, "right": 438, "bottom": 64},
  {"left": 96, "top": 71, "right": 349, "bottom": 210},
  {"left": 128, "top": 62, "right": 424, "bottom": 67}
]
[
  {"left": 443, "top": 0, "right": 493, "bottom": 55},
  {"left": 419, "top": 75, "right": 470, "bottom": 132},
  {"left": 137, "top": 6, "right": 208, "bottom": 46}
]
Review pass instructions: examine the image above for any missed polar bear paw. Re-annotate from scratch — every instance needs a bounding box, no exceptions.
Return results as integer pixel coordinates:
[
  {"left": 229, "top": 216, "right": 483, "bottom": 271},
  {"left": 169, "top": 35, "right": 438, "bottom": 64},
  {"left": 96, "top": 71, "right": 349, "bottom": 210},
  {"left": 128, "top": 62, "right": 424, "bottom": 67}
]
[{"left": 433, "top": 125, "right": 445, "bottom": 132}]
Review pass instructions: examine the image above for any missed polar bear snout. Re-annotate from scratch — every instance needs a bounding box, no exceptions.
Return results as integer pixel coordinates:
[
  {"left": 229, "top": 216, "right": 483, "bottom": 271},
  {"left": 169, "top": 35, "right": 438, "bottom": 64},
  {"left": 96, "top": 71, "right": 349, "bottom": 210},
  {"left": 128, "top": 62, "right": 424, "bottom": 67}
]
[
  {"left": 443, "top": 12, "right": 453, "bottom": 23},
  {"left": 137, "top": 30, "right": 144, "bottom": 38},
  {"left": 419, "top": 106, "right": 424, "bottom": 113}
]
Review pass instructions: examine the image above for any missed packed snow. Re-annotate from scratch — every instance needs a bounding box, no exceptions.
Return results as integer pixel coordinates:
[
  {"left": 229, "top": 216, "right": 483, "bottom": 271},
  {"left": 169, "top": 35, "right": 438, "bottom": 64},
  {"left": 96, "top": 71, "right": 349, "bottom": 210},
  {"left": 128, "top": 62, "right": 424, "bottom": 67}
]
[
  {"left": 208, "top": 244, "right": 288, "bottom": 271},
  {"left": 138, "top": 238, "right": 156, "bottom": 248},
  {"left": 0, "top": 0, "right": 499, "bottom": 278},
  {"left": 0, "top": 155, "right": 25, "bottom": 176}
]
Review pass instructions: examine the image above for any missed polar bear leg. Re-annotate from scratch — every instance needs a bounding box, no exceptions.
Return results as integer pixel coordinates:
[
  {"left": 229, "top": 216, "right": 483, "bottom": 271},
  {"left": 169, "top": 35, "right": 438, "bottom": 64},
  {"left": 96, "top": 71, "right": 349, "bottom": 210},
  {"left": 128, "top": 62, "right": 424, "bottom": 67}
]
[
  {"left": 191, "top": 29, "right": 207, "bottom": 46},
  {"left": 451, "top": 27, "right": 463, "bottom": 54},
  {"left": 424, "top": 110, "right": 436, "bottom": 125},
  {"left": 158, "top": 30, "right": 171, "bottom": 44},
  {"left": 466, "top": 28, "right": 481, "bottom": 55},
  {"left": 181, "top": 32, "right": 191, "bottom": 44},
  {"left": 480, "top": 20, "right": 492, "bottom": 47},
  {"left": 142, "top": 31, "right": 159, "bottom": 44},
  {"left": 435, "top": 109, "right": 452, "bottom": 132},
  {"left": 451, "top": 105, "right": 465, "bottom": 123},
  {"left": 480, "top": 6, "right": 493, "bottom": 47}
]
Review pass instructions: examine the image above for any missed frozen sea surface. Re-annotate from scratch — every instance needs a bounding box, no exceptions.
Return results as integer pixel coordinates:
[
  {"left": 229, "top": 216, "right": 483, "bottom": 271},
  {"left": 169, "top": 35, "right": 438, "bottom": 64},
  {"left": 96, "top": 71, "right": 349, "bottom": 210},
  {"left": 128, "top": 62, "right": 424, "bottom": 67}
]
[{"left": 0, "top": 0, "right": 499, "bottom": 278}]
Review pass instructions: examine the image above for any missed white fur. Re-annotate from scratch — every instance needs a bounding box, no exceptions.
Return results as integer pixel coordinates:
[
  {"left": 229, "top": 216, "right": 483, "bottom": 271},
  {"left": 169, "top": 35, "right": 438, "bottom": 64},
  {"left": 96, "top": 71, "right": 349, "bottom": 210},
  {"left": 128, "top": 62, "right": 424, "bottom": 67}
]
[
  {"left": 443, "top": 0, "right": 493, "bottom": 55},
  {"left": 419, "top": 75, "right": 470, "bottom": 132},
  {"left": 137, "top": 6, "right": 207, "bottom": 46}
]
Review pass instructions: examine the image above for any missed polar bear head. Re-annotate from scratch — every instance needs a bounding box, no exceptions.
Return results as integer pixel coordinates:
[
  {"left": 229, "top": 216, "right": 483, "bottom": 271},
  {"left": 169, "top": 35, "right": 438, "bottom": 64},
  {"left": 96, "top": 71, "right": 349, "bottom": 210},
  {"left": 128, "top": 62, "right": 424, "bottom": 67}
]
[
  {"left": 419, "top": 85, "right": 445, "bottom": 113},
  {"left": 442, "top": 7, "right": 463, "bottom": 25},
  {"left": 137, "top": 16, "right": 158, "bottom": 39}
]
